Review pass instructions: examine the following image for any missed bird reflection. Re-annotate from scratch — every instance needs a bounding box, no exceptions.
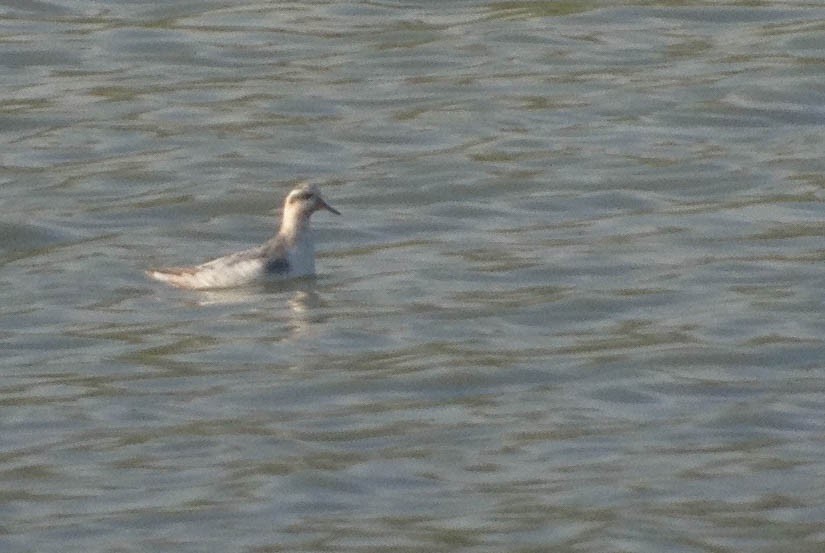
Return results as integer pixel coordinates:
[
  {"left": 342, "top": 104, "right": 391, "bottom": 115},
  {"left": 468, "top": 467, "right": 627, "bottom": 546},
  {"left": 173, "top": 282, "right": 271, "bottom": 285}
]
[{"left": 193, "top": 280, "right": 324, "bottom": 338}]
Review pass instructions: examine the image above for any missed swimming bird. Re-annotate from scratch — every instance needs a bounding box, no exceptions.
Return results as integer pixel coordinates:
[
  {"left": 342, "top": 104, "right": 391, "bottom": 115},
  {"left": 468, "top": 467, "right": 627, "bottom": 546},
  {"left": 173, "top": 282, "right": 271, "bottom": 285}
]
[{"left": 147, "top": 183, "right": 340, "bottom": 290}]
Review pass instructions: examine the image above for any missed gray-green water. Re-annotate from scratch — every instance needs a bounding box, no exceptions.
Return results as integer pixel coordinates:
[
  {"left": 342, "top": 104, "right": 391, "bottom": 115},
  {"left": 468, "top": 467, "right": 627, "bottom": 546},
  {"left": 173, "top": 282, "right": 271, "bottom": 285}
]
[{"left": 3, "top": 2, "right": 825, "bottom": 552}]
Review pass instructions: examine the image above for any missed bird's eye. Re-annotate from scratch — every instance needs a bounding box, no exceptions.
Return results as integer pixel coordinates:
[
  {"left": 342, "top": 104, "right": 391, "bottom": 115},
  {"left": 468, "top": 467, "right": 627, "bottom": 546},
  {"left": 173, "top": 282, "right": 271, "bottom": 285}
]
[{"left": 291, "top": 191, "right": 314, "bottom": 202}]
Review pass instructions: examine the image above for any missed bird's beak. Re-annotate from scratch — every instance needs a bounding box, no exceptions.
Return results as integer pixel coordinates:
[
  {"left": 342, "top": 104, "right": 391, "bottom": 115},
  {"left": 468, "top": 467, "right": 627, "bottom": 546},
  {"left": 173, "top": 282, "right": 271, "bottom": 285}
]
[{"left": 318, "top": 198, "right": 340, "bottom": 215}]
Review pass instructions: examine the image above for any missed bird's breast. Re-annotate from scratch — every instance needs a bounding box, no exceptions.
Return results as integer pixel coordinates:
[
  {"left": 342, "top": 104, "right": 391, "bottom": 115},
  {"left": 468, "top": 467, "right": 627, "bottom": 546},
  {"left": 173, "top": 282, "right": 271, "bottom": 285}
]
[{"left": 284, "top": 237, "right": 316, "bottom": 277}]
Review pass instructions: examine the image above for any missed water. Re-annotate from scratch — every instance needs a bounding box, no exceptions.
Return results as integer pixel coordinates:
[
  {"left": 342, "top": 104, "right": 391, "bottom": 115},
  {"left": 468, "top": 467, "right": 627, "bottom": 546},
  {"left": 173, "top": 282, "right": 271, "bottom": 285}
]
[{"left": 2, "top": 1, "right": 825, "bottom": 551}]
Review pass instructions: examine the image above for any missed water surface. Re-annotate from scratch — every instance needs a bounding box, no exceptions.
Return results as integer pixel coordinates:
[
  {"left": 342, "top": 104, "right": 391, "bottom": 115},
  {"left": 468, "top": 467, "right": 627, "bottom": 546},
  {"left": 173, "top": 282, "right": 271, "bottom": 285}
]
[{"left": 2, "top": 2, "right": 825, "bottom": 552}]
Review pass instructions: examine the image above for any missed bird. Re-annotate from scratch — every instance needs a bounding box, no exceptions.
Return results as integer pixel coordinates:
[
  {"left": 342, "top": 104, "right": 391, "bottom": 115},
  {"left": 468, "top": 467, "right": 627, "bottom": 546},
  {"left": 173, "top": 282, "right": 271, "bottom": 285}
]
[{"left": 147, "top": 182, "right": 340, "bottom": 290}]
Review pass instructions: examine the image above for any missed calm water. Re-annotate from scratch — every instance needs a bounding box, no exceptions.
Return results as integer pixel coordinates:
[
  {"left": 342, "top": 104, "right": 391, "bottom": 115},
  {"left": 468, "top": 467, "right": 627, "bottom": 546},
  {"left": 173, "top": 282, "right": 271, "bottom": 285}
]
[{"left": 2, "top": 1, "right": 825, "bottom": 552}]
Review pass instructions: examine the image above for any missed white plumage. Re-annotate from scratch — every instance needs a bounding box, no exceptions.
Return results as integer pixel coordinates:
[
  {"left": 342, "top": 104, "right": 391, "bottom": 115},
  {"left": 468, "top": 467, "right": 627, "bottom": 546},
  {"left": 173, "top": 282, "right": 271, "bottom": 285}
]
[{"left": 147, "top": 183, "right": 340, "bottom": 290}]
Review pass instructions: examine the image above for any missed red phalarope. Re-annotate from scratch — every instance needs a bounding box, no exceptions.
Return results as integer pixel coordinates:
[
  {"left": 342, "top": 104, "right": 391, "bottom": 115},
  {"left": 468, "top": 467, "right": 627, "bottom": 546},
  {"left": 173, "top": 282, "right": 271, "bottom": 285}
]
[{"left": 147, "top": 183, "right": 340, "bottom": 289}]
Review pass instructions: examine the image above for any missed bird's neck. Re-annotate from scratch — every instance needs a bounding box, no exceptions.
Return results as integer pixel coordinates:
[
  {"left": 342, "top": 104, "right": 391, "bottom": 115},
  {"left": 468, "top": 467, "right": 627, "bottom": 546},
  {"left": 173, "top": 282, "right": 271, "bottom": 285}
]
[{"left": 278, "top": 212, "right": 311, "bottom": 244}]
